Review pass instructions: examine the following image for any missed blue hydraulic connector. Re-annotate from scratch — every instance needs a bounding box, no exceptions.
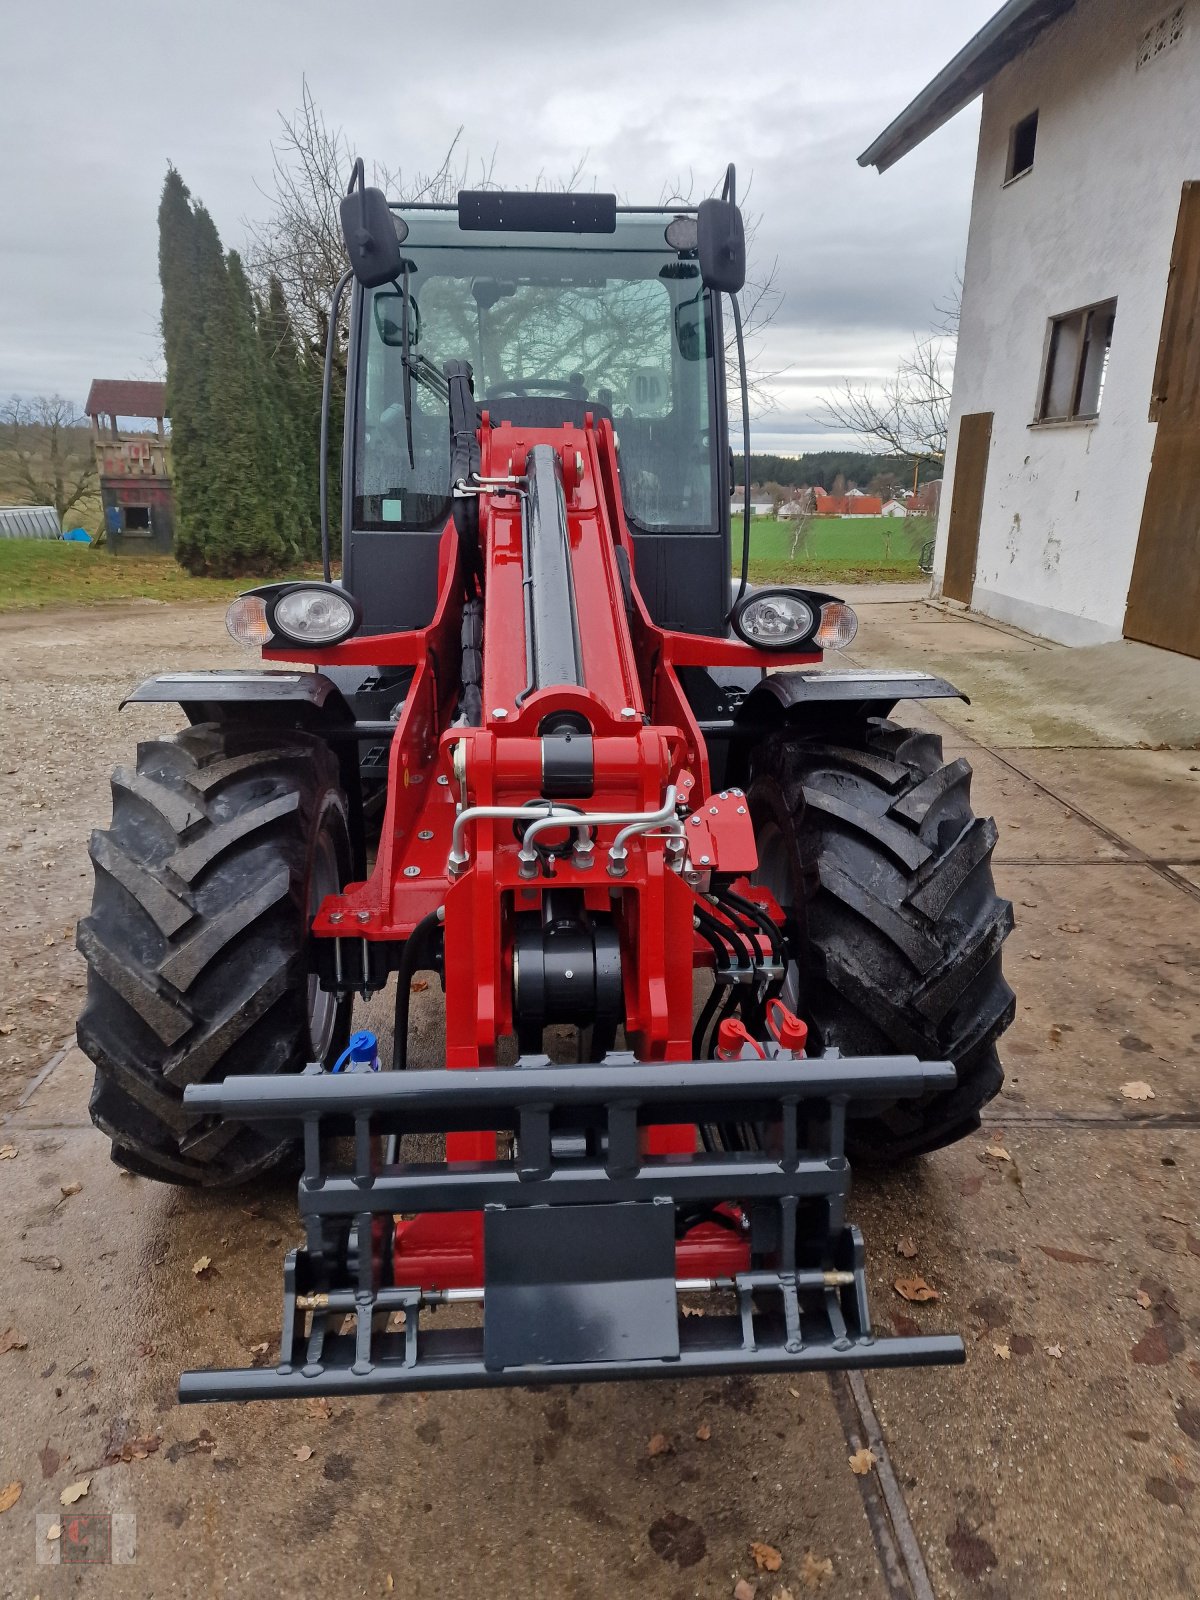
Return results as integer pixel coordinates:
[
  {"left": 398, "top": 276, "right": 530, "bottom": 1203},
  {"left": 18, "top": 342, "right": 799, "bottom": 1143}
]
[{"left": 331, "top": 1030, "right": 380, "bottom": 1073}]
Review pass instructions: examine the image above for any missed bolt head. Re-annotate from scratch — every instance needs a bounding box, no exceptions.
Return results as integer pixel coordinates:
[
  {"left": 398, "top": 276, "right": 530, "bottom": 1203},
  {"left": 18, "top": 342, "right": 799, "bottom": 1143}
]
[
  {"left": 437, "top": 774, "right": 449, "bottom": 785},
  {"left": 418, "top": 829, "right": 434, "bottom": 840},
  {"left": 736, "top": 806, "right": 746, "bottom": 815},
  {"left": 492, "top": 707, "right": 508, "bottom": 720},
  {"left": 690, "top": 817, "right": 700, "bottom": 826},
  {"left": 403, "top": 865, "right": 421, "bottom": 877},
  {"left": 620, "top": 706, "right": 638, "bottom": 720},
  {"left": 356, "top": 910, "right": 370, "bottom": 923},
  {"left": 329, "top": 911, "right": 344, "bottom": 924},
  {"left": 699, "top": 855, "right": 711, "bottom": 865}
]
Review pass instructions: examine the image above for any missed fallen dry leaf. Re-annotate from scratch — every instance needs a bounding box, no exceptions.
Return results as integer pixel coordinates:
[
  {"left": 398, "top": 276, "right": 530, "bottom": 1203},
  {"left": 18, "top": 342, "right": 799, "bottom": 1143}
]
[
  {"left": 0, "top": 1144, "right": 17, "bottom": 1160},
  {"left": 0, "top": 1481, "right": 22, "bottom": 1514},
  {"left": 60, "top": 1477, "right": 90, "bottom": 1506},
  {"left": 647, "top": 1432, "right": 674, "bottom": 1457},
  {"left": 21, "top": 1254, "right": 62, "bottom": 1272},
  {"left": 695, "top": 1423, "right": 712, "bottom": 1441},
  {"left": 39, "top": 1442, "right": 60, "bottom": 1478},
  {"left": 993, "top": 1341, "right": 1011, "bottom": 1360},
  {"left": 410, "top": 979, "right": 429, "bottom": 993},
  {"left": 0, "top": 1328, "right": 28, "bottom": 1354},
  {"left": 105, "top": 1434, "right": 161, "bottom": 1466},
  {"left": 1028, "top": 950, "right": 1043, "bottom": 960},
  {"left": 59, "top": 1182, "right": 82, "bottom": 1199},
  {"left": 893, "top": 1275, "right": 939, "bottom": 1303},
  {"left": 1058, "top": 922, "right": 1083, "bottom": 933},
  {"left": 896, "top": 1237, "right": 918, "bottom": 1259},
  {"left": 734, "top": 1582, "right": 756, "bottom": 1600},
  {"left": 305, "top": 1397, "right": 333, "bottom": 1422},
  {"left": 1046, "top": 1344, "right": 1063, "bottom": 1359},
  {"left": 294, "top": 1444, "right": 314, "bottom": 1462},
  {"left": 1048, "top": 1024, "right": 1063, "bottom": 1045},
  {"left": 983, "top": 1144, "right": 1012, "bottom": 1162},
  {"left": 1136, "top": 1289, "right": 1152, "bottom": 1309},
  {"left": 787, "top": 1387, "right": 801, "bottom": 1399},
  {"left": 799, "top": 1551, "right": 834, "bottom": 1588},
  {"left": 192, "top": 1255, "right": 212, "bottom": 1276},
  {"left": 849, "top": 1447, "right": 877, "bottom": 1475},
  {"left": 1121, "top": 1081, "right": 1155, "bottom": 1101},
  {"left": 1038, "top": 1244, "right": 1107, "bottom": 1266},
  {"left": 46, "top": 1522, "right": 62, "bottom": 1541},
  {"left": 751, "top": 1541, "right": 782, "bottom": 1572}
]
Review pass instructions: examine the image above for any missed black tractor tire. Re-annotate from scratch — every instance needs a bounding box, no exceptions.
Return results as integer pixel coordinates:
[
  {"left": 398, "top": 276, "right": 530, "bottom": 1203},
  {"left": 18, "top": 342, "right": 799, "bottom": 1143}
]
[
  {"left": 748, "top": 717, "right": 1014, "bottom": 1163},
  {"left": 77, "top": 723, "right": 353, "bottom": 1186}
]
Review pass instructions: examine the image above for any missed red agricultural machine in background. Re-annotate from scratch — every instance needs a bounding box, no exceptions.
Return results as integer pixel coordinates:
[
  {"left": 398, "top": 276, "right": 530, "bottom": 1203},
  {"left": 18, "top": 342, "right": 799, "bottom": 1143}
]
[{"left": 77, "top": 166, "right": 1013, "bottom": 1398}]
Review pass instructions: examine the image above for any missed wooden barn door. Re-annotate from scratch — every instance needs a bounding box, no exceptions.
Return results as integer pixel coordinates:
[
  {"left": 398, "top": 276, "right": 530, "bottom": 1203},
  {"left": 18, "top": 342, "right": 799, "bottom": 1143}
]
[
  {"left": 1124, "top": 182, "right": 1200, "bottom": 659},
  {"left": 942, "top": 412, "right": 993, "bottom": 603}
]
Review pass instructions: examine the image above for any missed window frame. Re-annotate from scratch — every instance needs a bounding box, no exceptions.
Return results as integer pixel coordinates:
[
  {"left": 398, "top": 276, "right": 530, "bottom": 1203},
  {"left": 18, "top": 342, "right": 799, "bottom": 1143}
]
[
  {"left": 1032, "top": 298, "right": 1117, "bottom": 425},
  {"left": 1004, "top": 109, "right": 1039, "bottom": 185}
]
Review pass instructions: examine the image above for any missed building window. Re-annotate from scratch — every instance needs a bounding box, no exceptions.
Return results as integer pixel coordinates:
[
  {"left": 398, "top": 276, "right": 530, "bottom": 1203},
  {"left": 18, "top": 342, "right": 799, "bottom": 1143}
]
[
  {"left": 1137, "top": 6, "right": 1185, "bottom": 69},
  {"left": 1035, "top": 300, "right": 1117, "bottom": 422},
  {"left": 123, "top": 505, "right": 152, "bottom": 531},
  {"left": 1005, "top": 111, "right": 1039, "bottom": 183}
]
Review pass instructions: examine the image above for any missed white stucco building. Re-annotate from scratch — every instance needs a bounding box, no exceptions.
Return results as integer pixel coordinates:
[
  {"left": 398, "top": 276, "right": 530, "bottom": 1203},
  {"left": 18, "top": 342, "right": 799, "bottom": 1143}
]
[{"left": 861, "top": 0, "right": 1200, "bottom": 659}]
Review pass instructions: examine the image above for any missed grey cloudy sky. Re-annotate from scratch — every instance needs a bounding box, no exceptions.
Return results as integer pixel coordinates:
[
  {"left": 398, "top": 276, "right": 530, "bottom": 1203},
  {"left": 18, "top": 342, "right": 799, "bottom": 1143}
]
[{"left": 0, "top": 0, "right": 993, "bottom": 453}]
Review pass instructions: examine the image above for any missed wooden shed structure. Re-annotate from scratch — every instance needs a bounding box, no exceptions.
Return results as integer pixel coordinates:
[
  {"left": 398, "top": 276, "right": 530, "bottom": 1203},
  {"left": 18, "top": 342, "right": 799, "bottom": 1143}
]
[{"left": 84, "top": 380, "right": 174, "bottom": 554}]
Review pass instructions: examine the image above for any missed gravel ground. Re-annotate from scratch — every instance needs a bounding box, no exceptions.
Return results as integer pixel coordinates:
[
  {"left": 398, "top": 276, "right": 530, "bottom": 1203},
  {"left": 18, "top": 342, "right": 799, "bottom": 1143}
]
[{"left": 0, "top": 602, "right": 243, "bottom": 1115}]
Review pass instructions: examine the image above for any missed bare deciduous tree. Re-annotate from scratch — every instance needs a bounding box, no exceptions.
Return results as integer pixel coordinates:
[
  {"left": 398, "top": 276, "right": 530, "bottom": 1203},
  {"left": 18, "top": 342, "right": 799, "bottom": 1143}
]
[
  {"left": 245, "top": 79, "right": 470, "bottom": 352},
  {"left": 817, "top": 280, "right": 961, "bottom": 466},
  {"left": 0, "top": 394, "right": 97, "bottom": 522}
]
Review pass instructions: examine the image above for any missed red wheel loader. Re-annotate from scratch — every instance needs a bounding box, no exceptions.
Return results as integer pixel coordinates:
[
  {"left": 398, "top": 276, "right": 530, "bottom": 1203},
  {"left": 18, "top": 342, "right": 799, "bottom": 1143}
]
[{"left": 78, "top": 165, "right": 1013, "bottom": 1400}]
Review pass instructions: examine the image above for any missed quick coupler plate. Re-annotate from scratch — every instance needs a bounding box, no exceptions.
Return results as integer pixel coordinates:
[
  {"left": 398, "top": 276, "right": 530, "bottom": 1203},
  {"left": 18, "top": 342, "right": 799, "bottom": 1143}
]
[{"left": 178, "top": 1052, "right": 965, "bottom": 1401}]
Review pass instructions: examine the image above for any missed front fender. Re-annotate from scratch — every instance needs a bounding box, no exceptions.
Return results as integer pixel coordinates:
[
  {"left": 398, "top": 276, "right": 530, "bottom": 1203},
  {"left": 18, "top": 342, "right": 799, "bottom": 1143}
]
[
  {"left": 121, "top": 670, "right": 355, "bottom": 724},
  {"left": 744, "top": 667, "right": 967, "bottom": 721}
]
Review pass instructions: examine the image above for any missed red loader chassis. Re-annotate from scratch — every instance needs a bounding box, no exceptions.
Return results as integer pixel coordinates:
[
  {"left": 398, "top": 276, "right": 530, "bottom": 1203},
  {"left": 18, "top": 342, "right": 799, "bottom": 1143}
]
[{"left": 79, "top": 173, "right": 1014, "bottom": 1402}]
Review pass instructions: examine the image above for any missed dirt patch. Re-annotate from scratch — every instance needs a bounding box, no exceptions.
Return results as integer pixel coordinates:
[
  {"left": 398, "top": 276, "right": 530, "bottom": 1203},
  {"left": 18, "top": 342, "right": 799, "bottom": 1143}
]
[{"left": 0, "top": 603, "right": 241, "bottom": 1113}]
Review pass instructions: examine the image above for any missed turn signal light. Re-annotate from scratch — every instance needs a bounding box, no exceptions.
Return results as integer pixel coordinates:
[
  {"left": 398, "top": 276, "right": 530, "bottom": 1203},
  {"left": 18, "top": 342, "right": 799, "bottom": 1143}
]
[
  {"left": 814, "top": 601, "right": 859, "bottom": 651},
  {"left": 225, "top": 595, "right": 271, "bottom": 648}
]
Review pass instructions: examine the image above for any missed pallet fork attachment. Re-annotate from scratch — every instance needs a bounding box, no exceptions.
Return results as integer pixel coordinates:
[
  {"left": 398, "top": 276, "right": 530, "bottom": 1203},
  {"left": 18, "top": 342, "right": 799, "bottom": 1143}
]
[{"left": 179, "top": 1052, "right": 964, "bottom": 1401}]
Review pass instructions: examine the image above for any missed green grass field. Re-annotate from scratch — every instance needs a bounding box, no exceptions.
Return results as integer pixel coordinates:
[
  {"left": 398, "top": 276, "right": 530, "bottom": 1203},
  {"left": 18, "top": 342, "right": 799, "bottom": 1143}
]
[
  {"left": 0, "top": 540, "right": 317, "bottom": 613},
  {"left": 744, "top": 515, "right": 930, "bottom": 585},
  {"left": 0, "top": 513, "right": 929, "bottom": 613}
]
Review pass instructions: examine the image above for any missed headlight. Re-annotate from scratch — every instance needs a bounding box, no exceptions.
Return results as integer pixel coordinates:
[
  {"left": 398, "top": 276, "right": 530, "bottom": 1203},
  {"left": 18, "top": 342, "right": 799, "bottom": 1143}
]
[
  {"left": 814, "top": 601, "right": 858, "bottom": 651},
  {"left": 225, "top": 594, "right": 271, "bottom": 647},
  {"left": 731, "top": 588, "right": 815, "bottom": 649},
  {"left": 271, "top": 587, "right": 359, "bottom": 644}
]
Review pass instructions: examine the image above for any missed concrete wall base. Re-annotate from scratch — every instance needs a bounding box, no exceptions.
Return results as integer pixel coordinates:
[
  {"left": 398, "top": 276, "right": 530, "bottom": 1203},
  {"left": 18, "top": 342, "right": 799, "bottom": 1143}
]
[{"left": 971, "top": 585, "right": 1124, "bottom": 648}]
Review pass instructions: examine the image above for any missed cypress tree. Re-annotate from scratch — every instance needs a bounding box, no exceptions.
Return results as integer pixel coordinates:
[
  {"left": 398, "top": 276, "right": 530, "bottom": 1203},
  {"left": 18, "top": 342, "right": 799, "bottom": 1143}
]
[
  {"left": 158, "top": 172, "right": 290, "bottom": 575},
  {"left": 159, "top": 169, "right": 213, "bottom": 571},
  {"left": 258, "top": 275, "right": 320, "bottom": 556}
]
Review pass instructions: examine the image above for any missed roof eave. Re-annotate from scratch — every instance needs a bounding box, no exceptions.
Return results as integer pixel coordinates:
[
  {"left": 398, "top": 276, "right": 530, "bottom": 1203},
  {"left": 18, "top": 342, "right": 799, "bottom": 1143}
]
[{"left": 858, "top": 0, "right": 1077, "bottom": 173}]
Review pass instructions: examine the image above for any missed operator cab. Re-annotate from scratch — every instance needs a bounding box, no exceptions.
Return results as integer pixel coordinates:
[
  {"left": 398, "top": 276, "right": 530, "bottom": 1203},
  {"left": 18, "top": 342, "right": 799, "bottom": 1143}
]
[{"left": 345, "top": 198, "right": 733, "bottom": 637}]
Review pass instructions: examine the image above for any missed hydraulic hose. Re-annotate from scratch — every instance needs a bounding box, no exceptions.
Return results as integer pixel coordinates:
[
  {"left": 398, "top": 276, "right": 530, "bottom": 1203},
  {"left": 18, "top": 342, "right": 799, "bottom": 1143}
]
[{"left": 391, "top": 909, "right": 444, "bottom": 1072}]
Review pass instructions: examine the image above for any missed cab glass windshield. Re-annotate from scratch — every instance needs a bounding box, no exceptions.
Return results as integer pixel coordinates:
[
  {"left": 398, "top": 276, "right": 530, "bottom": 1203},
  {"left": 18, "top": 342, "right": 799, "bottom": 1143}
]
[{"left": 353, "top": 211, "right": 716, "bottom": 535}]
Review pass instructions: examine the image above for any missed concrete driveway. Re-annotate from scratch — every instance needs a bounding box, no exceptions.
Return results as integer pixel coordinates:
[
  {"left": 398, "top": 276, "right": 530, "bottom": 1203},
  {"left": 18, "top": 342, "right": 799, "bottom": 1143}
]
[{"left": 0, "top": 589, "right": 1197, "bottom": 1597}]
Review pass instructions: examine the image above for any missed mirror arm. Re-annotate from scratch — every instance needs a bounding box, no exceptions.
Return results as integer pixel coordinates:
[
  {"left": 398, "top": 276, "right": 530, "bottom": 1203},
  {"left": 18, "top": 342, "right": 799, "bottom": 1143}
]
[
  {"left": 320, "top": 268, "right": 355, "bottom": 585},
  {"left": 728, "top": 286, "right": 751, "bottom": 615},
  {"left": 399, "top": 262, "right": 415, "bottom": 471}
]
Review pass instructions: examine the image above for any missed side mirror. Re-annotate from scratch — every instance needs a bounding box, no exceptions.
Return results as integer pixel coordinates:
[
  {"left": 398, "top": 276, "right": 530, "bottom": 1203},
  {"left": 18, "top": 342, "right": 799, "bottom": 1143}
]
[
  {"left": 339, "top": 179, "right": 404, "bottom": 288},
  {"left": 674, "top": 293, "right": 706, "bottom": 361},
  {"left": 696, "top": 197, "right": 746, "bottom": 294}
]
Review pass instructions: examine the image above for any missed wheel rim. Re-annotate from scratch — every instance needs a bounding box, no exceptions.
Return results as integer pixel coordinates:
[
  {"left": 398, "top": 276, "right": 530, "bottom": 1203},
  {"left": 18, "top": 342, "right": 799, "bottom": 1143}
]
[
  {"left": 751, "top": 820, "right": 801, "bottom": 1014},
  {"left": 307, "top": 826, "right": 341, "bottom": 1061}
]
